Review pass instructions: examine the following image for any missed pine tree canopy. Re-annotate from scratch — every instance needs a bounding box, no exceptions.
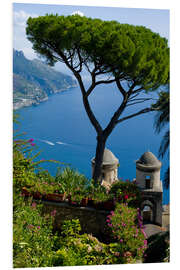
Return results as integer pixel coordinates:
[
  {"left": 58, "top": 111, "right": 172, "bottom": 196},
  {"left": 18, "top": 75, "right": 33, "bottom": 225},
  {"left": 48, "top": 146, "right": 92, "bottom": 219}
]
[{"left": 26, "top": 14, "right": 169, "bottom": 91}]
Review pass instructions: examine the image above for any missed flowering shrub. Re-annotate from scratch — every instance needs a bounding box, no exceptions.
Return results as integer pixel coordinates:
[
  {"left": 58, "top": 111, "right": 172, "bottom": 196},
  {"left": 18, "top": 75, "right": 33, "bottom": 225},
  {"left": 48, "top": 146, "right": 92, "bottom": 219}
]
[
  {"left": 13, "top": 194, "right": 58, "bottom": 268},
  {"left": 106, "top": 203, "right": 147, "bottom": 263},
  {"left": 109, "top": 180, "right": 142, "bottom": 207}
]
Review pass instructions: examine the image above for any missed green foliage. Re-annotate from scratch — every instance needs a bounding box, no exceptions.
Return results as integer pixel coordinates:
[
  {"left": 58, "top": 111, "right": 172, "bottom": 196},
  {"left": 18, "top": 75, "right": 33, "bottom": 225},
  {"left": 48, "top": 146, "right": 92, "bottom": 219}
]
[
  {"left": 152, "top": 87, "right": 169, "bottom": 188},
  {"left": 13, "top": 139, "right": 37, "bottom": 192},
  {"left": 26, "top": 14, "right": 169, "bottom": 90},
  {"left": 106, "top": 203, "right": 147, "bottom": 262},
  {"left": 13, "top": 134, "right": 63, "bottom": 194},
  {"left": 13, "top": 194, "right": 58, "bottom": 268},
  {"left": 61, "top": 219, "right": 81, "bottom": 237},
  {"left": 53, "top": 219, "right": 119, "bottom": 265},
  {"left": 57, "top": 167, "right": 89, "bottom": 195},
  {"left": 13, "top": 111, "right": 20, "bottom": 124},
  {"left": 152, "top": 89, "right": 169, "bottom": 133},
  {"left": 143, "top": 231, "right": 169, "bottom": 263}
]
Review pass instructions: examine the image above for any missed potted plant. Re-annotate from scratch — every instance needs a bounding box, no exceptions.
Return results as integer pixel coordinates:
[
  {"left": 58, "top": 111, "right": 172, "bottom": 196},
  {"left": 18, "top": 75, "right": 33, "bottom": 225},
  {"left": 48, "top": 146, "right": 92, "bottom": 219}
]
[
  {"left": 68, "top": 193, "right": 83, "bottom": 206},
  {"left": 27, "top": 183, "right": 43, "bottom": 200},
  {"left": 43, "top": 183, "right": 62, "bottom": 202},
  {"left": 86, "top": 180, "right": 96, "bottom": 207},
  {"left": 86, "top": 180, "right": 106, "bottom": 208},
  {"left": 80, "top": 188, "right": 89, "bottom": 207},
  {"left": 68, "top": 188, "right": 83, "bottom": 206},
  {"left": 102, "top": 194, "right": 115, "bottom": 211},
  {"left": 93, "top": 191, "right": 109, "bottom": 210}
]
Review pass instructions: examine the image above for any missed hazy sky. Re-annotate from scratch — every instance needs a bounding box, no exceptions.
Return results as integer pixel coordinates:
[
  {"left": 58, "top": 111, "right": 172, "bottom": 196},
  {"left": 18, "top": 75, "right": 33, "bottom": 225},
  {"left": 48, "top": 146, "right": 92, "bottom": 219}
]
[{"left": 13, "top": 2, "right": 169, "bottom": 75}]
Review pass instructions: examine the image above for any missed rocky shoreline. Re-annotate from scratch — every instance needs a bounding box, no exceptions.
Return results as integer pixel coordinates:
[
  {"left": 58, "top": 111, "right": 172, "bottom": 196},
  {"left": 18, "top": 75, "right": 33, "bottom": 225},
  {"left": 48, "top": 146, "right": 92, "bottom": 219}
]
[
  {"left": 13, "top": 49, "right": 78, "bottom": 111},
  {"left": 13, "top": 85, "right": 76, "bottom": 110}
]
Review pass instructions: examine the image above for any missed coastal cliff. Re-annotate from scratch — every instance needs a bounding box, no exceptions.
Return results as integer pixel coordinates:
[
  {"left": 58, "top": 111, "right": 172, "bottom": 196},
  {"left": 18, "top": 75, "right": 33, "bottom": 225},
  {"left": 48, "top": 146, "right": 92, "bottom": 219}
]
[{"left": 13, "top": 49, "right": 77, "bottom": 109}]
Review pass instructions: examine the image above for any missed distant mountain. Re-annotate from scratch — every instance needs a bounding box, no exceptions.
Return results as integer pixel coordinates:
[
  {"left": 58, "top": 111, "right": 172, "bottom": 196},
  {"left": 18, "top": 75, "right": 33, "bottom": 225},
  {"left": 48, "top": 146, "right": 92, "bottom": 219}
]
[{"left": 13, "top": 49, "right": 77, "bottom": 109}]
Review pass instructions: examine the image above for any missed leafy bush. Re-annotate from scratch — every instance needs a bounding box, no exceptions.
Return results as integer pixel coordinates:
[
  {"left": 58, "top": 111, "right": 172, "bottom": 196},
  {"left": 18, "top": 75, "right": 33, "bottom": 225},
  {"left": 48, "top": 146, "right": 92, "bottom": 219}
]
[
  {"left": 53, "top": 219, "right": 118, "bottom": 266},
  {"left": 143, "top": 231, "right": 169, "bottom": 263},
  {"left": 13, "top": 138, "right": 37, "bottom": 192},
  {"left": 57, "top": 167, "right": 89, "bottom": 195}
]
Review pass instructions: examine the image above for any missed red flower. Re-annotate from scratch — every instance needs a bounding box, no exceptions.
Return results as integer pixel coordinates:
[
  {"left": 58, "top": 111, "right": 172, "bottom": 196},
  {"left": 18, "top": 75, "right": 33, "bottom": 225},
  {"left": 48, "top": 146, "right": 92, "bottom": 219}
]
[{"left": 124, "top": 195, "right": 129, "bottom": 200}]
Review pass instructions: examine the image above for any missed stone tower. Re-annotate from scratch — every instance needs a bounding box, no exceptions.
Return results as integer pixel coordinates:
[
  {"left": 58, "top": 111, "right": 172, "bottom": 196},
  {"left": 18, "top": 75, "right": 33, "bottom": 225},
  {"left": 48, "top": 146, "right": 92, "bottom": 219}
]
[
  {"left": 91, "top": 149, "right": 119, "bottom": 188},
  {"left": 136, "top": 151, "right": 163, "bottom": 226}
]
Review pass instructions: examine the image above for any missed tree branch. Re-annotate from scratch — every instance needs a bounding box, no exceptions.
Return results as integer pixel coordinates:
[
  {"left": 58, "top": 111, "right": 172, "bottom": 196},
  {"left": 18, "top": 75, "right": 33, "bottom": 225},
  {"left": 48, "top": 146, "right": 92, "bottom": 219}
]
[
  {"left": 116, "top": 107, "right": 158, "bottom": 124},
  {"left": 74, "top": 73, "right": 103, "bottom": 134},
  {"left": 128, "top": 92, "right": 140, "bottom": 101},
  {"left": 126, "top": 98, "right": 152, "bottom": 107},
  {"left": 131, "top": 86, "right": 144, "bottom": 94},
  {"left": 85, "top": 78, "right": 116, "bottom": 97},
  {"left": 115, "top": 78, "right": 127, "bottom": 97}
]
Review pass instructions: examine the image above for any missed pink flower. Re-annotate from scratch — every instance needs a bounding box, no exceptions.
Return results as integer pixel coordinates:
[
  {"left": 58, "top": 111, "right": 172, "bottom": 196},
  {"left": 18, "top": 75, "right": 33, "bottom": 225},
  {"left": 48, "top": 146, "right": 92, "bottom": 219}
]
[
  {"left": 124, "top": 195, "right": 129, "bottom": 200},
  {"left": 37, "top": 226, "right": 40, "bottom": 229},
  {"left": 110, "top": 211, "right": 115, "bottom": 216},
  {"left": 51, "top": 209, "right": 57, "bottom": 217},
  {"left": 28, "top": 138, "right": 34, "bottom": 142},
  {"left": 31, "top": 202, "right": 37, "bottom": 209},
  {"left": 120, "top": 239, "right": 123, "bottom": 243},
  {"left": 108, "top": 223, "right": 112, "bottom": 227},
  {"left": 31, "top": 143, "right": 36, "bottom": 146},
  {"left": 141, "top": 228, "right": 147, "bottom": 238}
]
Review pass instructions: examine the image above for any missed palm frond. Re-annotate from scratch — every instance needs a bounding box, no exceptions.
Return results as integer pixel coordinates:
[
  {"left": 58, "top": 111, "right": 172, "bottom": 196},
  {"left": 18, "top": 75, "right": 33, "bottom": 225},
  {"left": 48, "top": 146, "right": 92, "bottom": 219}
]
[
  {"left": 159, "top": 130, "right": 169, "bottom": 159},
  {"left": 163, "top": 167, "right": 170, "bottom": 190},
  {"left": 153, "top": 91, "right": 169, "bottom": 134}
]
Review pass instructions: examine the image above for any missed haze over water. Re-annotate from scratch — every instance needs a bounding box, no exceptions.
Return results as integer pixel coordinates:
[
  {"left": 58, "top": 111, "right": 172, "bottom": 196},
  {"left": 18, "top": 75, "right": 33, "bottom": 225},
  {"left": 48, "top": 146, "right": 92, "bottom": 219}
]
[{"left": 15, "top": 82, "right": 169, "bottom": 204}]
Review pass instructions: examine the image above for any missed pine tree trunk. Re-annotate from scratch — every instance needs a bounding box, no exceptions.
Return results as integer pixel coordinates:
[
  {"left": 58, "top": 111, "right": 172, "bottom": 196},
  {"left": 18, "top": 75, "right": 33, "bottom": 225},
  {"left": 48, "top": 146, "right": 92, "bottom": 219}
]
[{"left": 93, "top": 135, "right": 106, "bottom": 184}]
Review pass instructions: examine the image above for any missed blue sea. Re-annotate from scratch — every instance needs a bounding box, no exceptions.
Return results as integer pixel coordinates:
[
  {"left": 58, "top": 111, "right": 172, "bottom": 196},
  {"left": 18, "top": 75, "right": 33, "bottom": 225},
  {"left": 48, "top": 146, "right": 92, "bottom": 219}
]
[{"left": 14, "top": 82, "right": 169, "bottom": 204}]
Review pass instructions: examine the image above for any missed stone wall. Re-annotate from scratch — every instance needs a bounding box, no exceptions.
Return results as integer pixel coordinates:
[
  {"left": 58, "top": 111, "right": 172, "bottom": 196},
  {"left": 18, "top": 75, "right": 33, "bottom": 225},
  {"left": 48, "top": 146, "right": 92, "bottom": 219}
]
[{"left": 41, "top": 200, "right": 111, "bottom": 240}]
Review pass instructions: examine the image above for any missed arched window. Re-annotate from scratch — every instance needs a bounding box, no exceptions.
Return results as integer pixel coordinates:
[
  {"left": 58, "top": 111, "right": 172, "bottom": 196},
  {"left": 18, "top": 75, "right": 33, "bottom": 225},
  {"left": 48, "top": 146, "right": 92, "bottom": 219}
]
[
  {"left": 145, "top": 175, "right": 151, "bottom": 189},
  {"left": 142, "top": 205, "right": 153, "bottom": 222}
]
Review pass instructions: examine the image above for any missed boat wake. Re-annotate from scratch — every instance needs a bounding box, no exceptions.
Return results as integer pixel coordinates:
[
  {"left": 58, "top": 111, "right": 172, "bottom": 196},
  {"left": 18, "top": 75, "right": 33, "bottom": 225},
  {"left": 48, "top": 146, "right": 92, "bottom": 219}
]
[
  {"left": 56, "top": 141, "right": 68, "bottom": 145},
  {"left": 36, "top": 138, "right": 94, "bottom": 148},
  {"left": 37, "top": 139, "right": 55, "bottom": 146}
]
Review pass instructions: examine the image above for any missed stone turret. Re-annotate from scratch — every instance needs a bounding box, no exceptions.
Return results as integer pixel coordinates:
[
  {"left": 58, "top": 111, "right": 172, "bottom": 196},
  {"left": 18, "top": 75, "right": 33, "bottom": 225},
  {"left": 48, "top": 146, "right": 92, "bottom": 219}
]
[
  {"left": 91, "top": 149, "right": 119, "bottom": 187},
  {"left": 136, "top": 151, "right": 162, "bottom": 191},
  {"left": 136, "top": 151, "right": 163, "bottom": 226}
]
